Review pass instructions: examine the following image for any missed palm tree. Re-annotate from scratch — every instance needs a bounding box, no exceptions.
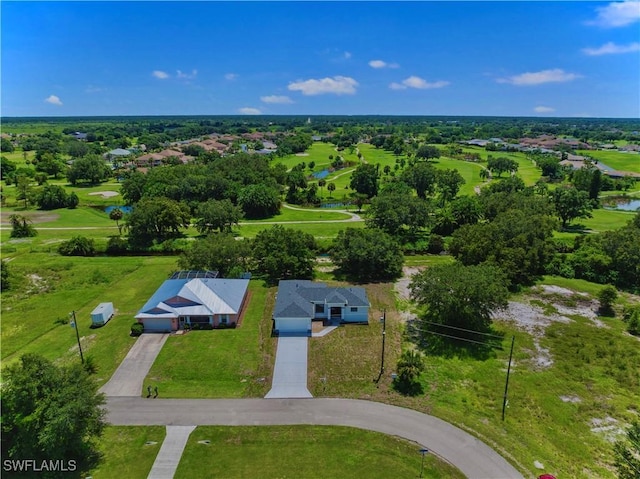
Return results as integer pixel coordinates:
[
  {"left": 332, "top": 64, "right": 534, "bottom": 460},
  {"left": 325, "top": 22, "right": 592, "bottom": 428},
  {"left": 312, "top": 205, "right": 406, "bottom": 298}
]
[
  {"left": 327, "top": 182, "right": 336, "bottom": 198},
  {"left": 318, "top": 179, "right": 326, "bottom": 199},
  {"left": 109, "top": 208, "right": 124, "bottom": 235}
]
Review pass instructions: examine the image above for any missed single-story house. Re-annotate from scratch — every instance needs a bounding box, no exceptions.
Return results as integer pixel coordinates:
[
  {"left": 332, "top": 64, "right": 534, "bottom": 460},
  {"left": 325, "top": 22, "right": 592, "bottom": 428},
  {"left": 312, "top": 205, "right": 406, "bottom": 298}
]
[
  {"left": 272, "top": 280, "right": 370, "bottom": 336},
  {"left": 135, "top": 276, "right": 250, "bottom": 332}
]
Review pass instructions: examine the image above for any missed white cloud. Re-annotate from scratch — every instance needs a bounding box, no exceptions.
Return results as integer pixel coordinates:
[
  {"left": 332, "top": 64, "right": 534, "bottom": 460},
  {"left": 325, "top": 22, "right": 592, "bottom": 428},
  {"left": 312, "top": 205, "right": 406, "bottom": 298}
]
[
  {"left": 369, "top": 59, "right": 399, "bottom": 69},
  {"left": 238, "top": 107, "right": 262, "bottom": 115},
  {"left": 225, "top": 73, "right": 238, "bottom": 81},
  {"left": 288, "top": 76, "right": 358, "bottom": 95},
  {"left": 344, "top": 51, "right": 352, "bottom": 59},
  {"left": 44, "top": 95, "right": 63, "bottom": 106},
  {"left": 177, "top": 69, "right": 198, "bottom": 80},
  {"left": 260, "top": 95, "right": 293, "bottom": 104},
  {"left": 582, "top": 41, "right": 640, "bottom": 55},
  {"left": 588, "top": 0, "right": 640, "bottom": 27},
  {"left": 534, "top": 106, "right": 555, "bottom": 113},
  {"left": 152, "top": 70, "right": 169, "bottom": 79},
  {"left": 389, "top": 76, "right": 450, "bottom": 90},
  {"left": 497, "top": 69, "right": 581, "bottom": 86}
]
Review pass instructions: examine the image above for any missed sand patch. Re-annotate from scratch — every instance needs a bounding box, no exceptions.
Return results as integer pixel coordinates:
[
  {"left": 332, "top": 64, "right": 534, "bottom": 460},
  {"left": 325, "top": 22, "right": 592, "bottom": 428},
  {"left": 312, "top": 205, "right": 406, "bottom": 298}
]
[
  {"left": 295, "top": 153, "right": 309, "bottom": 157},
  {"left": 88, "top": 190, "right": 119, "bottom": 198},
  {"left": 1, "top": 211, "right": 59, "bottom": 225}
]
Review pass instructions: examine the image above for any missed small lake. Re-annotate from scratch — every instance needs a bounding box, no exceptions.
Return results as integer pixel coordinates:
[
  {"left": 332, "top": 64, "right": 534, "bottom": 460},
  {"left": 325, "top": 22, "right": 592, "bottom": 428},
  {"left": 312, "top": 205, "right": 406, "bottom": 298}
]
[
  {"left": 104, "top": 205, "right": 132, "bottom": 214},
  {"left": 312, "top": 170, "right": 330, "bottom": 179},
  {"left": 603, "top": 198, "right": 640, "bottom": 212}
]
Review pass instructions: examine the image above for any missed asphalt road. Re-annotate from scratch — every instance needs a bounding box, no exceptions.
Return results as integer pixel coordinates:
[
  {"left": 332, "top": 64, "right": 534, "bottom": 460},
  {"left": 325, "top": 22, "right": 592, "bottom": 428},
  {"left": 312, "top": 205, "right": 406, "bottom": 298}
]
[{"left": 106, "top": 397, "right": 524, "bottom": 479}]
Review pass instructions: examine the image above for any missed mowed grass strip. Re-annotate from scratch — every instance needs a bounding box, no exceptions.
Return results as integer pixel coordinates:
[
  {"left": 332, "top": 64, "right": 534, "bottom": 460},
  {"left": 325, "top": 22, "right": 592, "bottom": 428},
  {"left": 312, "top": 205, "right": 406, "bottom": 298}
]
[
  {"left": 175, "top": 426, "right": 464, "bottom": 479},
  {"left": 0, "top": 254, "right": 177, "bottom": 388},
  {"left": 577, "top": 149, "right": 640, "bottom": 173},
  {"left": 89, "top": 426, "right": 165, "bottom": 479},
  {"left": 144, "top": 281, "right": 277, "bottom": 398}
]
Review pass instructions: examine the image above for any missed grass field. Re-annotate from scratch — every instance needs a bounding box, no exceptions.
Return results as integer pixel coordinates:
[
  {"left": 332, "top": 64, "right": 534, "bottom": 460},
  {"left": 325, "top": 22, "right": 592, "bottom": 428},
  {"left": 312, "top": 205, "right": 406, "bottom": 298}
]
[
  {"left": 175, "top": 426, "right": 464, "bottom": 479},
  {"left": 577, "top": 149, "right": 640, "bottom": 173},
  {"left": 144, "top": 281, "right": 276, "bottom": 398},
  {"left": 89, "top": 426, "right": 165, "bottom": 479},
  {"left": 0, "top": 254, "right": 178, "bottom": 388}
]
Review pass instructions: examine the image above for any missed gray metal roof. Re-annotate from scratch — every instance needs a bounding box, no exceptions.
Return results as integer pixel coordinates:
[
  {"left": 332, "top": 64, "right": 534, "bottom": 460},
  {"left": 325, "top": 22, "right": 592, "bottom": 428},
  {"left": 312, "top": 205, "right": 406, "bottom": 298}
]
[{"left": 273, "top": 280, "right": 369, "bottom": 319}]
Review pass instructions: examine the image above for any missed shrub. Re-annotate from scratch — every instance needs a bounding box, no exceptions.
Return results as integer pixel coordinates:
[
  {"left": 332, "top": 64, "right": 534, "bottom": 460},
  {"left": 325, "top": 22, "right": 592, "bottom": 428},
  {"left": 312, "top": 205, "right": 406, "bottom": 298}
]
[
  {"left": 427, "top": 234, "right": 445, "bottom": 254},
  {"left": 83, "top": 355, "right": 98, "bottom": 375},
  {"left": 106, "top": 236, "right": 129, "bottom": 255},
  {"left": 130, "top": 322, "right": 144, "bottom": 336},
  {"left": 58, "top": 236, "right": 96, "bottom": 256},
  {"left": 597, "top": 285, "right": 617, "bottom": 315},
  {"left": 67, "top": 192, "right": 79, "bottom": 209},
  {"left": 623, "top": 306, "right": 640, "bottom": 336}
]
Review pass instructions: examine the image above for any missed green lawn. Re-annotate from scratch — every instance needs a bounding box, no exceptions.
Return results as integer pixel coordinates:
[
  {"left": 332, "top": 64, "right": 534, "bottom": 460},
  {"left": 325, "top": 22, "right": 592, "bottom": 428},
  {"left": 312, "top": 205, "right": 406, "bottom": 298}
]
[
  {"left": 0, "top": 254, "right": 177, "bottom": 388},
  {"left": 241, "top": 206, "right": 351, "bottom": 223},
  {"left": 89, "top": 426, "right": 165, "bottom": 479},
  {"left": 570, "top": 207, "right": 636, "bottom": 232},
  {"left": 175, "top": 426, "right": 464, "bottom": 479},
  {"left": 577, "top": 149, "right": 640, "bottom": 173},
  {"left": 144, "top": 281, "right": 276, "bottom": 398}
]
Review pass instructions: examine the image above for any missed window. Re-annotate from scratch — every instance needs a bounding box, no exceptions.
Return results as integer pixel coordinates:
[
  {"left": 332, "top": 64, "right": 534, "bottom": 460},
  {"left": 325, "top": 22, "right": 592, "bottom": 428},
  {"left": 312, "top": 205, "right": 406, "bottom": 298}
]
[
  {"left": 350, "top": 307, "right": 358, "bottom": 312},
  {"left": 219, "top": 314, "right": 229, "bottom": 324},
  {"left": 315, "top": 304, "right": 324, "bottom": 314},
  {"left": 189, "top": 316, "right": 210, "bottom": 325}
]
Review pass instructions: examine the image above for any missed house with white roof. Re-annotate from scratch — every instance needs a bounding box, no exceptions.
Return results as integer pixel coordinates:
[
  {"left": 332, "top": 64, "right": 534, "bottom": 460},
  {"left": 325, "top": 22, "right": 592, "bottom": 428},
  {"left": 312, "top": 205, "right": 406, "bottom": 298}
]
[{"left": 135, "top": 272, "right": 250, "bottom": 332}]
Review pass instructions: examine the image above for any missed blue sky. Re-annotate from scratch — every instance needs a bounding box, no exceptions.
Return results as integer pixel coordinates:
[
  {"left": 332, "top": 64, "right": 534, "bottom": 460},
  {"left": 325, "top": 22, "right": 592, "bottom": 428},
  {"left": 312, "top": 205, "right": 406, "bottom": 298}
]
[{"left": 2, "top": 1, "right": 639, "bottom": 118}]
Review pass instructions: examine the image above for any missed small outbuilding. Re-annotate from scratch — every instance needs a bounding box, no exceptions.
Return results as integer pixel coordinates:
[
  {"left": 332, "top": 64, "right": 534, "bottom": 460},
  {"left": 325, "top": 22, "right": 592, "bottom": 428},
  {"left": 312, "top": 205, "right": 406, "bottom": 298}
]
[{"left": 91, "top": 302, "right": 114, "bottom": 326}]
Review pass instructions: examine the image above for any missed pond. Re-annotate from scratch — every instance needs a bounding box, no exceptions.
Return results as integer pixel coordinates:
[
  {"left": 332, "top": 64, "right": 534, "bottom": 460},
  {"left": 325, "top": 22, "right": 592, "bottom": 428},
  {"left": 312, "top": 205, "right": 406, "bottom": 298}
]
[
  {"left": 312, "top": 169, "right": 330, "bottom": 179},
  {"left": 603, "top": 197, "right": 640, "bottom": 212},
  {"left": 104, "top": 205, "right": 132, "bottom": 214}
]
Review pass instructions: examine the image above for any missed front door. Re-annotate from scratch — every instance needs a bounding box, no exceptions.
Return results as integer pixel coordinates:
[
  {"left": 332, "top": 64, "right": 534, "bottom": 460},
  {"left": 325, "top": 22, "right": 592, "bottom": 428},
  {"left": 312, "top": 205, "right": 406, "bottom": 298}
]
[{"left": 330, "top": 306, "right": 342, "bottom": 320}]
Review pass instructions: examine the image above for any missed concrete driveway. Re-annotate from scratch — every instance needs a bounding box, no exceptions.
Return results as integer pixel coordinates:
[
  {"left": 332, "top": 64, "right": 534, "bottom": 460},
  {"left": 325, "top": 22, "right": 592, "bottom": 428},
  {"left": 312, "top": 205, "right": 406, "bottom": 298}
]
[
  {"left": 265, "top": 336, "right": 312, "bottom": 398},
  {"left": 100, "top": 333, "right": 168, "bottom": 397},
  {"left": 106, "top": 397, "right": 524, "bottom": 479}
]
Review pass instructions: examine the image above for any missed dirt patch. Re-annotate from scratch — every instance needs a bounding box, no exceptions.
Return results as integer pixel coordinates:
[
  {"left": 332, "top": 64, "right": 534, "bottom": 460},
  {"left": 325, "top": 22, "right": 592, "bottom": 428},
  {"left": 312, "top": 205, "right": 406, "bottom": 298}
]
[
  {"left": 88, "top": 190, "right": 119, "bottom": 198},
  {"left": 590, "top": 417, "right": 625, "bottom": 442},
  {"left": 294, "top": 153, "right": 309, "bottom": 157},
  {"left": 394, "top": 266, "right": 422, "bottom": 302},
  {"left": 560, "top": 395, "right": 582, "bottom": 403},
  {"left": 0, "top": 211, "right": 60, "bottom": 225}
]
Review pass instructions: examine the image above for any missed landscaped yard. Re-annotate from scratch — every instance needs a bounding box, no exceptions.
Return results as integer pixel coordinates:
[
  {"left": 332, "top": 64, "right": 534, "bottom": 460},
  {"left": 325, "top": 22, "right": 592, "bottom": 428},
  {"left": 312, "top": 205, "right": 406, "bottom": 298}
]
[
  {"left": 143, "top": 281, "right": 277, "bottom": 398},
  {"left": 175, "top": 426, "right": 464, "bottom": 479},
  {"left": 89, "top": 426, "right": 165, "bottom": 479}
]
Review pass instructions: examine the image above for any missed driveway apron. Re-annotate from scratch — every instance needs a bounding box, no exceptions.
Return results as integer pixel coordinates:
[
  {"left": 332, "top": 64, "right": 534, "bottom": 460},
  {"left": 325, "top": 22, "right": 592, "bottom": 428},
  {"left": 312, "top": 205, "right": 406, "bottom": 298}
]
[
  {"left": 265, "top": 336, "right": 313, "bottom": 398},
  {"left": 147, "top": 425, "right": 196, "bottom": 479},
  {"left": 100, "top": 333, "right": 169, "bottom": 397}
]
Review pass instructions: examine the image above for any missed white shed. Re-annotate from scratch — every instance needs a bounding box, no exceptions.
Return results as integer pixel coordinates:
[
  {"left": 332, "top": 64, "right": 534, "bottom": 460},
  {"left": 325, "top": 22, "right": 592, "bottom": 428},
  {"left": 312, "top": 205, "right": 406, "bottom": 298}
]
[{"left": 91, "top": 302, "right": 114, "bottom": 326}]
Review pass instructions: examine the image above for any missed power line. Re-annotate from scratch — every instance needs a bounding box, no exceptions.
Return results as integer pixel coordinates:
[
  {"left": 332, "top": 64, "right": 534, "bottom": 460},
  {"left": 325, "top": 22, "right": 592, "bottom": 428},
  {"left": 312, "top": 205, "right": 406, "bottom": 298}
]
[
  {"left": 413, "top": 319, "right": 504, "bottom": 339},
  {"left": 410, "top": 327, "right": 495, "bottom": 346}
]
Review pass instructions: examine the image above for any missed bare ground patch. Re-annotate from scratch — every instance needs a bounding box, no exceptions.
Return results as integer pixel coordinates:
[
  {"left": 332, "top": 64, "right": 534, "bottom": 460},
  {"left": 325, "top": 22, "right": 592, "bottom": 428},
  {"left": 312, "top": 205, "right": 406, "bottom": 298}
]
[{"left": 88, "top": 190, "right": 119, "bottom": 198}]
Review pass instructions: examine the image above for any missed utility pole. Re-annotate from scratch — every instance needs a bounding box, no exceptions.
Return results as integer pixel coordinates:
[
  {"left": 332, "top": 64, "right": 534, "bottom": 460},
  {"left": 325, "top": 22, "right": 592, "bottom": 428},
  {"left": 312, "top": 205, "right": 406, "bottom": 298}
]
[
  {"left": 375, "top": 309, "right": 386, "bottom": 383},
  {"left": 70, "top": 310, "right": 84, "bottom": 364},
  {"left": 501, "top": 335, "right": 515, "bottom": 421},
  {"left": 419, "top": 448, "right": 429, "bottom": 478}
]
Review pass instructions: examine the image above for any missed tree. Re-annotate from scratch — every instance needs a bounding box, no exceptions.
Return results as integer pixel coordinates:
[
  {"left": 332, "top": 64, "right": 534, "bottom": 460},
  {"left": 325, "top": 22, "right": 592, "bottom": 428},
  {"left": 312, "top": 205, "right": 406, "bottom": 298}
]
[
  {"left": 126, "top": 196, "right": 191, "bottom": 246},
  {"left": 327, "top": 182, "right": 336, "bottom": 198},
  {"left": 1, "top": 354, "right": 106, "bottom": 477},
  {"left": 331, "top": 228, "right": 403, "bottom": 281},
  {"left": 67, "top": 192, "right": 79, "bottom": 209},
  {"left": 415, "top": 144, "right": 441, "bottom": 161},
  {"left": 195, "top": 199, "right": 242, "bottom": 234},
  {"left": 436, "top": 168, "right": 465, "bottom": 205},
  {"left": 16, "top": 175, "right": 34, "bottom": 208},
  {"left": 237, "top": 184, "right": 281, "bottom": 219},
  {"left": 58, "top": 236, "right": 96, "bottom": 256},
  {"left": 1, "top": 156, "right": 17, "bottom": 179},
  {"left": 318, "top": 178, "right": 326, "bottom": 197},
  {"left": 120, "top": 170, "right": 147, "bottom": 205},
  {"left": 366, "top": 191, "right": 430, "bottom": 237},
  {"left": 179, "top": 233, "right": 252, "bottom": 277},
  {"left": 109, "top": 207, "right": 124, "bottom": 234},
  {"left": 67, "top": 155, "right": 111, "bottom": 185},
  {"left": 349, "top": 163, "right": 379, "bottom": 198},
  {"left": 35, "top": 152, "right": 66, "bottom": 178},
  {"left": 0, "top": 137, "right": 14, "bottom": 152},
  {"left": 36, "top": 184, "right": 68, "bottom": 210},
  {"left": 393, "top": 349, "right": 425, "bottom": 396},
  {"left": 401, "top": 162, "right": 437, "bottom": 199},
  {"left": 9, "top": 214, "right": 37, "bottom": 238},
  {"left": 252, "top": 225, "right": 316, "bottom": 283},
  {"left": 534, "top": 154, "right": 564, "bottom": 180},
  {"left": 410, "top": 262, "right": 509, "bottom": 337},
  {"left": 450, "top": 209, "right": 556, "bottom": 287},
  {"left": 487, "top": 156, "right": 518, "bottom": 177},
  {"left": 552, "top": 185, "right": 593, "bottom": 228},
  {"left": 597, "top": 285, "right": 617, "bottom": 315},
  {"left": 623, "top": 306, "right": 640, "bottom": 335},
  {"left": 613, "top": 420, "right": 640, "bottom": 479}
]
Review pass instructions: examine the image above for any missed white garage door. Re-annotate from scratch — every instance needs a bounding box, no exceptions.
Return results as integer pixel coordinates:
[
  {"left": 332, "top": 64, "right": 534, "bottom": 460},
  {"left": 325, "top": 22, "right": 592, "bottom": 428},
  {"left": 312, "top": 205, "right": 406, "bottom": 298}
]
[
  {"left": 143, "top": 319, "right": 172, "bottom": 332},
  {"left": 276, "top": 318, "right": 311, "bottom": 336}
]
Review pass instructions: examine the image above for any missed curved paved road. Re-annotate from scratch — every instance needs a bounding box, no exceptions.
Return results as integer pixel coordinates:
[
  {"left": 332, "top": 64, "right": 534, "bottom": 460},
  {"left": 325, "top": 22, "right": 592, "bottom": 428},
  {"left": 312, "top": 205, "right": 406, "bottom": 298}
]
[{"left": 106, "top": 397, "right": 523, "bottom": 479}]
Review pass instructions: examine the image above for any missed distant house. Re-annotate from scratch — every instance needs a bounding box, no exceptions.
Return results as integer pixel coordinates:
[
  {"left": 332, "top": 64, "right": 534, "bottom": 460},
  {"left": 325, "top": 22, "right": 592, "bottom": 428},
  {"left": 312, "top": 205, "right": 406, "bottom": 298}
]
[
  {"left": 71, "top": 132, "right": 87, "bottom": 140},
  {"left": 272, "top": 280, "right": 369, "bottom": 336},
  {"left": 105, "top": 148, "right": 133, "bottom": 161},
  {"left": 135, "top": 273, "right": 250, "bottom": 332}
]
